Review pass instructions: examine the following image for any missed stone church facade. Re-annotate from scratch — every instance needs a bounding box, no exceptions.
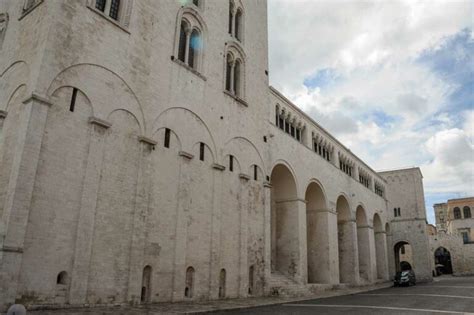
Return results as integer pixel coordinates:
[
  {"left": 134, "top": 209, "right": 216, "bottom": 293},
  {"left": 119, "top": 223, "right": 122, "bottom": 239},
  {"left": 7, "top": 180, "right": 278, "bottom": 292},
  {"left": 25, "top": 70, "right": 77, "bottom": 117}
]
[{"left": 0, "top": 0, "right": 433, "bottom": 310}]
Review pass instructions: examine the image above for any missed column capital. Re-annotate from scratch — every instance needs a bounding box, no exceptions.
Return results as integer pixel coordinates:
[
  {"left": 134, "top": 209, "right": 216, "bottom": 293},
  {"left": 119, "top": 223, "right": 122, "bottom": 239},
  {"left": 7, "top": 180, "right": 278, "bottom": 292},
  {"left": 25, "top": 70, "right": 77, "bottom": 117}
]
[
  {"left": 211, "top": 163, "right": 226, "bottom": 171},
  {"left": 22, "top": 93, "right": 52, "bottom": 107},
  {"left": 89, "top": 116, "right": 112, "bottom": 129},
  {"left": 138, "top": 135, "right": 157, "bottom": 146}
]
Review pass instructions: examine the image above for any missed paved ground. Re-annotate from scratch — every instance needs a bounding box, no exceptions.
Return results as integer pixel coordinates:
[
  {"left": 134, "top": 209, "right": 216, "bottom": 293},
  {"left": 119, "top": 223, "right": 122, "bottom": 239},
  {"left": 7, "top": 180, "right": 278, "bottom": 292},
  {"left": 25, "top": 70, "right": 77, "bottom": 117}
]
[
  {"left": 25, "top": 276, "right": 474, "bottom": 314},
  {"left": 217, "top": 276, "right": 474, "bottom": 315}
]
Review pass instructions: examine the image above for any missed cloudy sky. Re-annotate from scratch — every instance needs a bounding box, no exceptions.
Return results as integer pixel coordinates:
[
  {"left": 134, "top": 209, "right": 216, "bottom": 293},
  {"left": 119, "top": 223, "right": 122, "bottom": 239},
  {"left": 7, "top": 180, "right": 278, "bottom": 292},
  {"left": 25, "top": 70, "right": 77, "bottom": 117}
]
[{"left": 267, "top": 0, "right": 473, "bottom": 223}]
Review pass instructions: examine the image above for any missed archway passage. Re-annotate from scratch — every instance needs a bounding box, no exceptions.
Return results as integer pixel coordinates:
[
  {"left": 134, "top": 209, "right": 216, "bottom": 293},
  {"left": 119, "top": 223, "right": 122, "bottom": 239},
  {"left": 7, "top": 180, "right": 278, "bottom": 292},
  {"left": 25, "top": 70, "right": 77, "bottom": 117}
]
[
  {"left": 373, "top": 214, "right": 387, "bottom": 280},
  {"left": 356, "top": 206, "right": 371, "bottom": 282},
  {"left": 271, "top": 164, "right": 298, "bottom": 278},
  {"left": 434, "top": 247, "right": 453, "bottom": 275},
  {"left": 305, "top": 182, "right": 327, "bottom": 283},
  {"left": 394, "top": 241, "right": 413, "bottom": 272},
  {"left": 336, "top": 196, "right": 354, "bottom": 283}
]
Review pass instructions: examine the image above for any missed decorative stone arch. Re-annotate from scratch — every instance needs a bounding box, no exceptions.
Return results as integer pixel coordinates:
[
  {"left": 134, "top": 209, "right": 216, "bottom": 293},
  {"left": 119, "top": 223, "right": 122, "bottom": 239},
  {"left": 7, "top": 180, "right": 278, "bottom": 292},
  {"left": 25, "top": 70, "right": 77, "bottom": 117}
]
[
  {"left": 153, "top": 107, "right": 217, "bottom": 162},
  {"left": 50, "top": 85, "right": 94, "bottom": 115},
  {"left": 223, "top": 153, "right": 241, "bottom": 173},
  {"left": 434, "top": 246, "right": 453, "bottom": 275},
  {"left": 192, "top": 140, "right": 215, "bottom": 164},
  {"left": 174, "top": 7, "right": 208, "bottom": 72},
  {"left": 47, "top": 63, "right": 145, "bottom": 134},
  {"left": 224, "top": 136, "right": 265, "bottom": 177},
  {"left": 0, "top": 61, "right": 29, "bottom": 111},
  {"left": 153, "top": 126, "right": 183, "bottom": 152},
  {"left": 0, "top": 13, "right": 9, "bottom": 50}
]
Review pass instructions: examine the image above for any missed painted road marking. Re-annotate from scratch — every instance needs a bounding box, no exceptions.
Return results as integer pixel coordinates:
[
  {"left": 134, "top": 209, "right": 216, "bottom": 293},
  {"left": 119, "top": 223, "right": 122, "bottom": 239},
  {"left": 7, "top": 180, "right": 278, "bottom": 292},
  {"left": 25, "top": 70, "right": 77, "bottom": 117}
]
[
  {"left": 429, "top": 285, "right": 474, "bottom": 289},
  {"left": 284, "top": 304, "right": 474, "bottom": 314},
  {"left": 359, "top": 293, "right": 474, "bottom": 299}
]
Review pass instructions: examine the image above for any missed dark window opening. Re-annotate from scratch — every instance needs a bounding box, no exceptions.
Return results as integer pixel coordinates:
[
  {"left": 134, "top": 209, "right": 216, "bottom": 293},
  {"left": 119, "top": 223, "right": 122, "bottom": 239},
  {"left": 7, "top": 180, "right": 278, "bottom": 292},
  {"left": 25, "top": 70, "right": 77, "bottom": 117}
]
[
  {"left": 228, "top": 3, "right": 233, "bottom": 34},
  {"left": 290, "top": 125, "right": 295, "bottom": 137},
  {"left": 278, "top": 117, "right": 284, "bottom": 130},
  {"left": 185, "top": 266, "right": 195, "bottom": 298},
  {"left": 109, "top": 0, "right": 121, "bottom": 20},
  {"left": 453, "top": 207, "right": 462, "bottom": 220},
  {"left": 199, "top": 142, "right": 205, "bottom": 161},
  {"left": 95, "top": 0, "right": 106, "bottom": 11},
  {"left": 56, "top": 271, "right": 67, "bottom": 285},
  {"left": 394, "top": 208, "right": 398, "bottom": 217},
  {"left": 254, "top": 165, "right": 258, "bottom": 181},
  {"left": 296, "top": 129, "right": 301, "bottom": 141},
  {"left": 285, "top": 121, "right": 289, "bottom": 133},
  {"left": 401, "top": 245, "right": 405, "bottom": 255},
  {"left": 229, "top": 155, "right": 234, "bottom": 172},
  {"left": 226, "top": 56, "right": 232, "bottom": 91},
  {"left": 463, "top": 206, "right": 471, "bottom": 219},
  {"left": 193, "top": 0, "right": 199, "bottom": 6},
  {"left": 188, "top": 30, "right": 199, "bottom": 69},
  {"left": 178, "top": 23, "right": 187, "bottom": 63},
  {"left": 164, "top": 128, "right": 171, "bottom": 148},
  {"left": 219, "top": 269, "right": 226, "bottom": 298},
  {"left": 248, "top": 265, "right": 254, "bottom": 295},
  {"left": 70, "top": 88, "right": 78, "bottom": 112}
]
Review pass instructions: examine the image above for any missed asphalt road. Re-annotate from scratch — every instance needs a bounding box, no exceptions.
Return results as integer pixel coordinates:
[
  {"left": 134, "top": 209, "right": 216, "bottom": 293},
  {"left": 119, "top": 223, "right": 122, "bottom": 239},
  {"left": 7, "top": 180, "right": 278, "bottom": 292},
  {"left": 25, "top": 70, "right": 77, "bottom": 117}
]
[{"left": 217, "top": 276, "right": 474, "bottom": 315}]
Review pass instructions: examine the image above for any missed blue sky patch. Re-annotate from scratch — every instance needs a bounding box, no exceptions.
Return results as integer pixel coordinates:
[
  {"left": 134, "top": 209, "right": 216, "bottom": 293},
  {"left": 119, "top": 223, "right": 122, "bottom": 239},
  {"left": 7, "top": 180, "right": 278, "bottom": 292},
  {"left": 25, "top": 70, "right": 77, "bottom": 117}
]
[{"left": 304, "top": 68, "right": 341, "bottom": 89}]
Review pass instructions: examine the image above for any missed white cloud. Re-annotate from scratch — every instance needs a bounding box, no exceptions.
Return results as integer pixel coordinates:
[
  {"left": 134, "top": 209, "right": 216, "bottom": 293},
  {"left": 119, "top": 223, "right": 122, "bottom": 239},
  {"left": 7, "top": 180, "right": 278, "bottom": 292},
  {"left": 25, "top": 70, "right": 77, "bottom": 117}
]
[{"left": 268, "top": 0, "right": 474, "bottom": 221}]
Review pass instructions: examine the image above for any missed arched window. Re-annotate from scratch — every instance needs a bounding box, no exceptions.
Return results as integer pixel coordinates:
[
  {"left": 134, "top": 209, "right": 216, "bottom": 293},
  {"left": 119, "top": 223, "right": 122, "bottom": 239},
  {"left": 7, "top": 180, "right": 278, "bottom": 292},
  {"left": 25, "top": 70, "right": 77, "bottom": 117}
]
[
  {"left": 193, "top": 0, "right": 200, "bottom": 6},
  {"left": 453, "top": 207, "right": 462, "bottom": 219},
  {"left": 224, "top": 46, "right": 245, "bottom": 99},
  {"left": 56, "top": 271, "right": 68, "bottom": 285},
  {"left": 235, "top": 9, "right": 243, "bottom": 41},
  {"left": 175, "top": 12, "right": 205, "bottom": 72},
  {"left": 463, "top": 206, "right": 471, "bottom": 219},
  {"left": 23, "top": 0, "right": 37, "bottom": 11},
  {"left": 248, "top": 265, "right": 254, "bottom": 295},
  {"left": 185, "top": 266, "right": 195, "bottom": 298}
]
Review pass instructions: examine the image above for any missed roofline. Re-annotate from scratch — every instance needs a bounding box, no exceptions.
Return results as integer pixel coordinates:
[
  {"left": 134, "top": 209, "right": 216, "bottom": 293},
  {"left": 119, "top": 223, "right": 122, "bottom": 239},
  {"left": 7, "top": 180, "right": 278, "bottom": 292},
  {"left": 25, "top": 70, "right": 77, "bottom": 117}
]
[
  {"left": 269, "top": 86, "right": 387, "bottom": 183},
  {"left": 447, "top": 197, "right": 474, "bottom": 202},
  {"left": 377, "top": 166, "right": 423, "bottom": 178}
]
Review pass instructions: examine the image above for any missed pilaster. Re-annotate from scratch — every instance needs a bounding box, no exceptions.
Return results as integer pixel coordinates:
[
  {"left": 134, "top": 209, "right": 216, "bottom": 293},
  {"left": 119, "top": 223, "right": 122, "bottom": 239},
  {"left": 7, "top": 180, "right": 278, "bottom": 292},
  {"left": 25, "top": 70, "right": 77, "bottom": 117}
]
[
  {"left": 0, "top": 93, "right": 51, "bottom": 309},
  {"left": 126, "top": 137, "right": 156, "bottom": 304},
  {"left": 69, "top": 117, "right": 111, "bottom": 305}
]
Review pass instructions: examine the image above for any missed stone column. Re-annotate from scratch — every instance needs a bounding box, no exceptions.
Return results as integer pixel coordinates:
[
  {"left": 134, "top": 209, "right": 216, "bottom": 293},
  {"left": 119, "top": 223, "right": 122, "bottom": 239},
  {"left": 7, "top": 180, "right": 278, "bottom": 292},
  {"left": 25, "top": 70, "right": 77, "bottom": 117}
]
[
  {"left": 263, "top": 182, "right": 272, "bottom": 289},
  {"left": 0, "top": 94, "right": 51, "bottom": 309},
  {"left": 126, "top": 136, "right": 156, "bottom": 304},
  {"left": 171, "top": 151, "right": 193, "bottom": 301},
  {"left": 238, "top": 174, "right": 249, "bottom": 297},
  {"left": 69, "top": 117, "right": 111, "bottom": 305},
  {"left": 357, "top": 224, "right": 374, "bottom": 283},
  {"left": 386, "top": 231, "right": 394, "bottom": 280},
  {"left": 375, "top": 231, "right": 389, "bottom": 280},
  {"left": 309, "top": 208, "right": 339, "bottom": 284},
  {"left": 338, "top": 219, "right": 359, "bottom": 284}
]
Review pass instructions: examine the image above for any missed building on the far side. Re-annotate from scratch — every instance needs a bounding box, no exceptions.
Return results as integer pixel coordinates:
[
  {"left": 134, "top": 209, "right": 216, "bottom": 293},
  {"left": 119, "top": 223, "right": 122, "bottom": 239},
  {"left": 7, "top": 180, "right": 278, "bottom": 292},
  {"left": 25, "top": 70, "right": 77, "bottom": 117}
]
[{"left": 430, "top": 197, "right": 474, "bottom": 276}]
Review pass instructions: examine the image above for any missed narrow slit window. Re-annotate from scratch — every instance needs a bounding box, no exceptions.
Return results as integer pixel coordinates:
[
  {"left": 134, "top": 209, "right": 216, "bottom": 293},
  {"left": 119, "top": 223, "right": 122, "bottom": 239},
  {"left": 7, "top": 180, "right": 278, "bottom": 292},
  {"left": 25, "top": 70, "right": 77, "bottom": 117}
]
[
  {"left": 70, "top": 88, "right": 78, "bottom": 112},
  {"left": 178, "top": 22, "right": 187, "bottom": 63},
  {"left": 199, "top": 142, "right": 205, "bottom": 161},
  {"left": 164, "top": 128, "right": 171, "bottom": 148},
  {"left": 254, "top": 165, "right": 258, "bottom": 181},
  {"left": 229, "top": 155, "right": 234, "bottom": 172}
]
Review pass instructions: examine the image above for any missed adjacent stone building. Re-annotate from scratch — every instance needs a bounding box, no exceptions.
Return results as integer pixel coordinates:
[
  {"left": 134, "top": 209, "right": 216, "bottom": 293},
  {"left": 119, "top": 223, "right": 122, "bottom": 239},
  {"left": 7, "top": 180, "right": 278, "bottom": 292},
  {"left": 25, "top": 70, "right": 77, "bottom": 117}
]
[
  {"left": 0, "top": 0, "right": 434, "bottom": 310},
  {"left": 430, "top": 197, "right": 474, "bottom": 276}
]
